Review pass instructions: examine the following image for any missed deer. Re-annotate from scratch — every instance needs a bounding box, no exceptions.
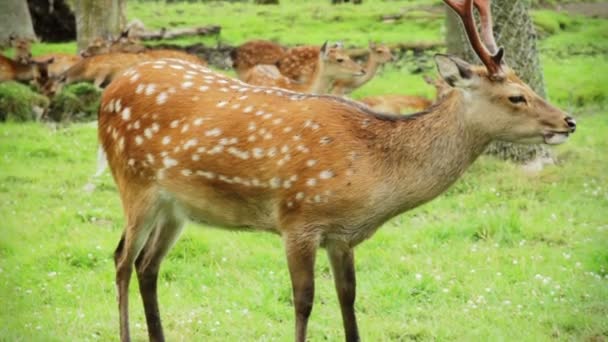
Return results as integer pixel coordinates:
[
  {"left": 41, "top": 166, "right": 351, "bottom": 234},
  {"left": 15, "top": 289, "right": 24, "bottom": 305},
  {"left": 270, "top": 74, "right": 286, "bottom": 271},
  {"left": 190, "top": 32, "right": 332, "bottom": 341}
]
[
  {"left": 358, "top": 93, "right": 432, "bottom": 113},
  {"left": 99, "top": 0, "right": 576, "bottom": 341},
  {"left": 7, "top": 35, "right": 34, "bottom": 63},
  {"left": 330, "top": 42, "right": 394, "bottom": 96},
  {"left": 80, "top": 34, "right": 146, "bottom": 58},
  {"left": 231, "top": 39, "right": 286, "bottom": 80},
  {"left": 40, "top": 49, "right": 206, "bottom": 97},
  {"left": 0, "top": 54, "right": 54, "bottom": 82},
  {"left": 242, "top": 42, "right": 365, "bottom": 94},
  {"left": 276, "top": 43, "right": 333, "bottom": 83}
]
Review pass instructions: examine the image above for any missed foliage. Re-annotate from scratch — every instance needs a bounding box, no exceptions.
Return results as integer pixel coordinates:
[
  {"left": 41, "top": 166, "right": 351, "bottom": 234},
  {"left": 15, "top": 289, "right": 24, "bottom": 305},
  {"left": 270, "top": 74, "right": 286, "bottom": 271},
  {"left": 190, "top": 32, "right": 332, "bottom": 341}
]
[
  {"left": 47, "top": 83, "right": 102, "bottom": 122},
  {"left": 0, "top": 81, "right": 49, "bottom": 122}
]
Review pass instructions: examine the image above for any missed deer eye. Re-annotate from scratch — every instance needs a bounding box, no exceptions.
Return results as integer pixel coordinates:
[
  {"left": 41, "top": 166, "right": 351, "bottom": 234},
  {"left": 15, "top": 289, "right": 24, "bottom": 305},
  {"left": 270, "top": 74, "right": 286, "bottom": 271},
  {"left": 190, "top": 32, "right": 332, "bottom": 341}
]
[
  {"left": 508, "top": 95, "right": 526, "bottom": 104},
  {"left": 336, "top": 58, "right": 344, "bottom": 63}
]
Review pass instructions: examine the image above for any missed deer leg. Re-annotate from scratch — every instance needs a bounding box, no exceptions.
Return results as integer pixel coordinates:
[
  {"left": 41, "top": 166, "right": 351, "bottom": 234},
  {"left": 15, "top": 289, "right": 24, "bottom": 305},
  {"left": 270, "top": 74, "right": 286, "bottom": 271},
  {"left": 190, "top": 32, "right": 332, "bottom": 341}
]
[
  {"left": 134, "top": 211, "right": 184, "bottom": 342},
  {"left": 114, "top": 190, "right": 160, "bottom": 342},
  {"left": 284, "top": 233, "right": 319, "bottom": 342},
  {"left": 327, "top": 244, "right": 359, "bottom": 342}
]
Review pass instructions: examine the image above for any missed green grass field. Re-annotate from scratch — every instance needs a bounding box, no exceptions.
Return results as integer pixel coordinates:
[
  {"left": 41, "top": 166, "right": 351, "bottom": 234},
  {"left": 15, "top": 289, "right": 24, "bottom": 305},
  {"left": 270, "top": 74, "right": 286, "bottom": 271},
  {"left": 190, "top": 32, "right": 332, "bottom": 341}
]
[{"left": 1, "top": 0, "right": 607, "bottom": 341}]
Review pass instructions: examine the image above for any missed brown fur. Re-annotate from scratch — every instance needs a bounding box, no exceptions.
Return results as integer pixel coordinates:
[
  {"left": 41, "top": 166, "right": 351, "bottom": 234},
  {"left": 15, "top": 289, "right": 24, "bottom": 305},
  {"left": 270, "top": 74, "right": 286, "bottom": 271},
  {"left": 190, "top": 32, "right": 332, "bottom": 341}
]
[
  {"left": 277, "top": 45, "right": 323, "bottom": 82},
  {"left": 331, "top": 43, "right": 394, "bottom": 95},
  {"left": 359, "top": 94, "right": 432, "bottom": 113},
  {"left": 232, "top": 40, "right": 286, "bottom": 80},
  {"left": 100, "top": 56, "right": 574, "bottom": 342},
  {"left": 242, "top": 44, "right": 364, "bottom": 94},
  {"left": 0, "top": 54, "right": 36, "bottom": 81}
]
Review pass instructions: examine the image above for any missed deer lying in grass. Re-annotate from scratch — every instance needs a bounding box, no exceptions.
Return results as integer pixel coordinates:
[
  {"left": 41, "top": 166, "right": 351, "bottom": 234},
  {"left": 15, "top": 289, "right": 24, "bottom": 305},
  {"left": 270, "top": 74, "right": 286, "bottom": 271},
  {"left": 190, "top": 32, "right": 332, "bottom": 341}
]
[
  {"left": 40, "top": 49, "right": 206, "bottom": 97},
  {"left": 0, "top": 54, "right": 54, "bottom": 82},
  {"left": 231, "top": 39, "right": 286, "bottom": 80},
  {"left": 242, "top": 42, "right": 365, "bottom": 94},
  {"left": 331, "top": 42, "right": 394, "bottom": 95},
  {"left": 80, "top": 32, "right": 146, "bottom": 57},
  {"left": 359, "top": 93, "right": 432, "bottom": 113},
  {"left": 277, "top": 43, "right": 334, "bottom": 82},
  {"left": 99, "top": 0, "right": 576, "bottom": 341},
  {"left": 7, "top": 35, "right": 34, "bottom": 63}
]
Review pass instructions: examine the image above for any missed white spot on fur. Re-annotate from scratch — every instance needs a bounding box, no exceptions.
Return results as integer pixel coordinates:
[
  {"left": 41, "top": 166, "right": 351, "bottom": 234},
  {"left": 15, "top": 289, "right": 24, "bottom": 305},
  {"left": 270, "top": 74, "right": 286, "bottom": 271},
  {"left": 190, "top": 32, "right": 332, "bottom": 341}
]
[
  {"left": 135, "top": 136, "right": 143, "bottom": 145},
  {"left": 170, "top": 120, "right": 179, "bottom": 128},
  {"left": 252, "top": 148, "right": 264, "bottom": 159},
  {"left": 320, "top": 136, "right": 332, "bottom": 145},
  {"left": 184, "top": 139, "right": 198, "bottom": 149},
  {"left": 319, "top": 170, "right": 334, "bottom": 179},
  {"left": 134, "top": 120, "right": 140, "bottom": 129},
  {"left": 205, "top": 128, "right": 222, "bottom": 137},
  {"left": 181, "top": 81, "right": 193, "bottom": 89},
  {"left": 295, "top": 192, "right": 305, "bottom": 201},
  {"left": 121, "top": 107, "right": 131, "bottom": 121},
  {"left": 197, "top": 170, "right": 215, "bottom": 179},
  {"left": 193, "top": 118, "right": 205, "bottom": 126},
  {"left": 146, "top": 154, "right": 155, "bottom": 163},
  {"left": 306, "top": 178, "right": 317, "bottom": 187},
  {"left": 145, "top": 84, "right": 156, "bottom": 95},
  {"left": 162, "top": 136, "right": 171, "bottom": 145},
  {"left": 181, "top": 124, "right": 190, "bottom": 133},
  {"left": 181, "top": 169, "right": 192, "bottom": 176},
  {"left": 156, "top": 92, "right": 168, "bottom": 105},
  {"left": 306, "top": 159, "right": 317, "bottom": 167},
  {"left": 115, "top": 99, "right": 122, "bottom": 113},
  {"left": 135, "top": 84, "right": 145, "bottom": 94},
  {"left": 144, "top": 128, "right": 153, "bottom": 139},
  {"left": 162, "top": 157, "right": 178, "bottom": 168},
  {"left": 199, "top": 85, "right": 209, "bottom": 92},
  {"left": 283, "top": 127, "right": 293, "bottom": 133},
  {"left": 269, "top": 177, "right": 281, "bottom": 189},
  {"left": 217, "top": 101, "right": 228, "bottom": 108},
  {"left": 192, "top": 154, "right": 200, "bottom": 161},
  {"left": 151, "top": 123, "right": 160, "bottom": 133},
  {"left": 243, "top": 106, "right": 254, "bottom": 113},
  {"left": 128, "top": 158, "right": 134, "bottom": 166}
]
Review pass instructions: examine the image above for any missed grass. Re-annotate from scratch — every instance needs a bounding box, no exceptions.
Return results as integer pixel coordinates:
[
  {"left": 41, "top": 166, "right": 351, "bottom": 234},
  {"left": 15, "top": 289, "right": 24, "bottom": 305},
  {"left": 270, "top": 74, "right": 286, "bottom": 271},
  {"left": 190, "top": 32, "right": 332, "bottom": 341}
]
[{"left": 1, "top": 0, "right": 607, "bottom": 341}]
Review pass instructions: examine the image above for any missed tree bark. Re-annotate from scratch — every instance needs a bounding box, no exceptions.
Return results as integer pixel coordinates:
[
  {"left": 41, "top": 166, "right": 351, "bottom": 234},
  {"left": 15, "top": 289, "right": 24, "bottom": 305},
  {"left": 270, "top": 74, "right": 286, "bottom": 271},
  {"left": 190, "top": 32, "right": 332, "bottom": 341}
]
[
  {"left": 0, "top": 0, "right": 36, "bottom": 44},
  {"left": 74, "top": 0, "right": 122, "bottom": 52},
  {"left": 445, "top": 0, "right": 553, "bottom": 165}
]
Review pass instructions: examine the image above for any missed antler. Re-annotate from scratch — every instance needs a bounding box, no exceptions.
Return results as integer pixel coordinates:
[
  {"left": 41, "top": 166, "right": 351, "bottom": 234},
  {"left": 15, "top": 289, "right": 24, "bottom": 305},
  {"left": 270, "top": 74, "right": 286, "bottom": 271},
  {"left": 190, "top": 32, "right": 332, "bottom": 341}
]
[{"left": 444, "top": 0, "right": 505, "bottom": 80}]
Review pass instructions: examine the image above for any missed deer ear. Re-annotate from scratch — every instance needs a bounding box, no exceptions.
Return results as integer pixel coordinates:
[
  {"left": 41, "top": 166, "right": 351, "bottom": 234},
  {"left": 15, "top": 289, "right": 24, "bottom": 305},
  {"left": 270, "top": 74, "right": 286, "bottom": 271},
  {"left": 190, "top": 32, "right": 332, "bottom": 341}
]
[
  {"left": 434, "top": 54, "right": 475, "bottom": 88},
  {"left": 320, "top": 41, "right": 329, "bottom": 59}
]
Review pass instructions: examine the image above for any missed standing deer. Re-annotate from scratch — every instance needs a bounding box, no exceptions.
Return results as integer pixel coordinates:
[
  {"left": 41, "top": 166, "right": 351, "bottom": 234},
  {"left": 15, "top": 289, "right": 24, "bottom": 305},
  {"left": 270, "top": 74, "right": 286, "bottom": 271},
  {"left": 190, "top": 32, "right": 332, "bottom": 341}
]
[
  {"left": 243, "top": 42, "right": 365, "bottom": 94},
  {"left": 100, "top": 0, "right": 576, "bottom": 341},
  {"left": 330, "top": 42, "right": 394, "bottom": 95}
]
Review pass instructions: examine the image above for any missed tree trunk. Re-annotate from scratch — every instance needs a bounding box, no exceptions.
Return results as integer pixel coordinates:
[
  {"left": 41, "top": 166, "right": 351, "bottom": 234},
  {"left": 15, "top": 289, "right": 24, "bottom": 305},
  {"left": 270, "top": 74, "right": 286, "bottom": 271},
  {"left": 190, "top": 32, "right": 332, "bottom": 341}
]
[
  {"left": 445, "top": 0, "right": 553, "bottom": 166},
  {"left": 0, "top": 0, "right": 36, "bottom": 44},
  {"left": 74, "top": 0, "right": 122, "bottom": 52}
]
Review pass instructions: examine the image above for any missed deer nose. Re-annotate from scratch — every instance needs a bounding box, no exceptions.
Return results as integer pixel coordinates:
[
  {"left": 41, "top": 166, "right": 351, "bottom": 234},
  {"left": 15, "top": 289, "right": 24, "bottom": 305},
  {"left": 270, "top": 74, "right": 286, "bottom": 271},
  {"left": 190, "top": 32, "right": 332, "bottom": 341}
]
[{"left": 565, "top": 116, "right": 576, "bottom": 133}]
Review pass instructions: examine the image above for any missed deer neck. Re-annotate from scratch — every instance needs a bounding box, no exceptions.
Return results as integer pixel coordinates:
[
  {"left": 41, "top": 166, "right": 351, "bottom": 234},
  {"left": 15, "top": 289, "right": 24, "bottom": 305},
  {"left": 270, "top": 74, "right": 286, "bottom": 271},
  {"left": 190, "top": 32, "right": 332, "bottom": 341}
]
[
  {"left": 299, "top": 59, "right": 334, "bottom": 95},
  {"left": 353, "top": 53, "right": 381, "bottom": 87},
  {"left": 365, "top": 91, "right": 492, "bottom": 213}
]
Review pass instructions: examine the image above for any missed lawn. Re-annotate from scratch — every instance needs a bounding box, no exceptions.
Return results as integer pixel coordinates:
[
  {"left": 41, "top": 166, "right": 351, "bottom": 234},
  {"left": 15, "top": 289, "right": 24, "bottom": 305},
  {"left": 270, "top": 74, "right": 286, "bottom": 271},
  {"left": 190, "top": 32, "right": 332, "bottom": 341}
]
[{"left": 1, "top": 0, "right": 607, "bottom": 341}]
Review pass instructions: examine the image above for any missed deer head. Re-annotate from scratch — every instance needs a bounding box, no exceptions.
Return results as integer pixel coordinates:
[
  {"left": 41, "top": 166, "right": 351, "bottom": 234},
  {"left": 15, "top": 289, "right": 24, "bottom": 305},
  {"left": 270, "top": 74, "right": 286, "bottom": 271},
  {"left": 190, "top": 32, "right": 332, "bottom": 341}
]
[
  {"left": 440, "top": 0, "right": 575, "bottom": 145},
  {"left": 368, "top": 41, "right": 394, "bottom": 63},
  {"left": 8, "top": 34, "right": 34, "bottom": 63},
  {"left": 318, "top": 41, "right": 365, "bottom": 81}
]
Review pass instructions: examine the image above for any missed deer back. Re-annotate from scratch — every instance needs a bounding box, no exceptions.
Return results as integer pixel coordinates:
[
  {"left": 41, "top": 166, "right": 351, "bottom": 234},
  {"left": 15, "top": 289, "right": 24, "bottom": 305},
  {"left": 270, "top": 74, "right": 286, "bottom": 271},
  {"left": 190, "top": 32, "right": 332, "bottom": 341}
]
[{"left": 231, "top": 40, "right": 286, "bottom": 79}]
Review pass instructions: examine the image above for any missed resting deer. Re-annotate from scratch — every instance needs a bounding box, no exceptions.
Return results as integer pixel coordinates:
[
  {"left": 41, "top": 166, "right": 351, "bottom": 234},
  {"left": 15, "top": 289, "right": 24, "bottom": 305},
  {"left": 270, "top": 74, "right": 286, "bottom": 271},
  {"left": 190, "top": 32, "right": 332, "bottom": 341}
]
[
  {"left": 99, "top": 1, "right": 576, "bottom": 341},
  {"left": 243, "top": 42, "right": 365, "bottom": 94},
  {"left": 41, "top": 50, "right": 205, "bottom": 97},
  {"left": 0, "top": 54, "right": 53, "bottom": 82},
  {"left": 8, "top": 35, "right": 34, "bottom": 63},
  {"left": 276, "top": 43, "right": 342, "bottom": 82},
  {"left": 231, "top": 39, "right": 286, "bottom": 80},
  {"left": 80, "top": 34, "right": 146, "bottom": 57},
  {"left": 359, "top": 93, "right": 432, "bottom": 113},
  {"left": 331, "top": 42, "right": 394, "bottom": 95}
]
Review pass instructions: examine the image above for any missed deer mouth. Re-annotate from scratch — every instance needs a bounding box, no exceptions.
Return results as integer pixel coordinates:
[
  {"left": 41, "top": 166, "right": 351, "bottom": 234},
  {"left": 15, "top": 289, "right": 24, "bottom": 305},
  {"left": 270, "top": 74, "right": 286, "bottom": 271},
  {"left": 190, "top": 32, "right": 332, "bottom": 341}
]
[{"left": 543, "top": 131, "right": 570, "bottom": 145}]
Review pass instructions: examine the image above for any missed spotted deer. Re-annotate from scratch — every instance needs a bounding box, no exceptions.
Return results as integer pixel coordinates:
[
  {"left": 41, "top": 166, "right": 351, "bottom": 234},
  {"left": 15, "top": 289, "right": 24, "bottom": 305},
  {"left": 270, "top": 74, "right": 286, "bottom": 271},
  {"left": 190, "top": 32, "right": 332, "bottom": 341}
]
[
  {"left": 276, "top": 43, "right": 338, "bottom": 82},
  {"left": 242, "top": 42, "right": 365, "bottom": 94},
  {"left": 80, "top": 34, "right": 146, "bottom": 57},
  {"left": 331, "top": 42, "right": 394, "bottom": 95},
  {"left": 41, "top": 50, "right": 205, "bottom": 97},
  {"left": 231, "top": 39, "right": 286, "bottom": 80},
  {"left": 0, "top": 54, "right": 53, "bottom": 82},
  {"left": 100, "top": 0, "right": 577, "bottom": 341}
]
